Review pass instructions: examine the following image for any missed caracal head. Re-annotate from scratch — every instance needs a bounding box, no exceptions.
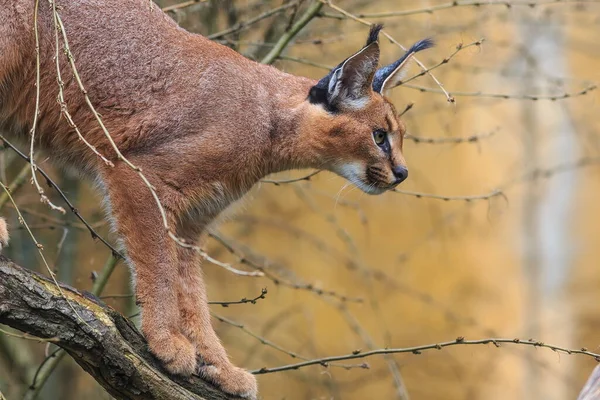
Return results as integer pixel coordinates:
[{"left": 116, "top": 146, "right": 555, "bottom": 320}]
[{"left": 306, "top": 25, "right": 433, "bottom": 195}]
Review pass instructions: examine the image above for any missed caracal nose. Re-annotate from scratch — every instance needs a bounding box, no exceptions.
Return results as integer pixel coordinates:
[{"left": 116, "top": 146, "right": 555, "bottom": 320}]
[{"left": 392, "top": 165, "right": 408, "bottom": 184}]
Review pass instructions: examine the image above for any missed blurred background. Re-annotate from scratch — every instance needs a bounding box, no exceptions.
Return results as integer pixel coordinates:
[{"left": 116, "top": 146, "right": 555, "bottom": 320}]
[{"left": 1, "top": 0, "right": 600, "bottom": 399}]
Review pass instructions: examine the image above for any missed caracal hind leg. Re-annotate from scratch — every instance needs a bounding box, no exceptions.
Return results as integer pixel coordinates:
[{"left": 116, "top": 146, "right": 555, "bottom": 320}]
[
  {"left": 105, "top": 165, "right": 196, "bottom": 376},
  {"left": 176, "top": 226, "right": 258, "bottom": 399}
]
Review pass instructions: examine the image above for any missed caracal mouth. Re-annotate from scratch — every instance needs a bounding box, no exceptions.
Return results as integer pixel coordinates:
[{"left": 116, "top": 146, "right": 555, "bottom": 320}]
[
  {"left": 335, "top": 163, "right": 400, "bottom": 196},
  {"left": 352, "top": 179, "right": 393, "bottom": 195}
]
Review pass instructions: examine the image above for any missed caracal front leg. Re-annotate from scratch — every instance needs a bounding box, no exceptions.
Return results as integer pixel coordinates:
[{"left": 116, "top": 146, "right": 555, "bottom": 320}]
[
  {"left": 176, "top": 227, "right": 258, "bottom": 399},
  {"left": 105, "top": 165, "right": 197, "bottom": 376}
]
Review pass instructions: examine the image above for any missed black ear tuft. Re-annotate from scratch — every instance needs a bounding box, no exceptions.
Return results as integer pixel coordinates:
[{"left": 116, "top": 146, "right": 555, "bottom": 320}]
[
  {"left": 410, "top": 37, "right": 435, "bottom": 53},
  {"left": 366, "top": 24, "right": 383, "bottom": 46},
  {"left": 372, "top": 37, "right": 435, "bottom": 94}
]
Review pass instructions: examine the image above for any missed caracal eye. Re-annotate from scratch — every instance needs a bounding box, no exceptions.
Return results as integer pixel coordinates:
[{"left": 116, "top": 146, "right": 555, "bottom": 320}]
[{"left": 373, "top": 129, "right": 387, "bottom": 146}]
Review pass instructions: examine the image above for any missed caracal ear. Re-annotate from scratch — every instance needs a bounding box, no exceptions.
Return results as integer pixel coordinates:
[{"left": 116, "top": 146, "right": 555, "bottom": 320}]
[
  {"left": 372, "top": 38, "right": 435, "bottom": 95},
  {"left": 309, "top": 25, "right": 382, "bottom": 111}
]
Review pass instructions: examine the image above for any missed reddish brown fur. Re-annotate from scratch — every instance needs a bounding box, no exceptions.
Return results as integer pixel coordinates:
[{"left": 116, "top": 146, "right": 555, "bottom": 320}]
[{"left": 0, "top": 1, "right": 414, "bottom": 398}]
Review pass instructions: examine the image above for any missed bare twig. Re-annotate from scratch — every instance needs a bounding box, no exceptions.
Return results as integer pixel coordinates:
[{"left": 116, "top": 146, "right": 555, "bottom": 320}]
[
  {"left": 213, "top": 313, "right": 367, "bottom": 371},
  {"left": 319, "top": 0, "right": 600, "bottom": 19},
  {"left": 162, "top": 0, "right": 209, "bottom": 12},
  {"left": 50, "top": 0, "right": 113, "bottom": 167},
  {"left": 396, "top": 39, "right": 484, "bottom": 87},
  {"left": 209, "top": 288, "right": 268, "bottom": 307},
  {"left": 209, "top": 232, "right": 363, "bottom": 302},
  {"left": 30, "top": 0, "right": 65, "bottom": 213},
  {"left": 405, "top": 128, "right": 498, "bottom": 144},
  {"left": 278, "top": 55, "right": 332, "bottom": 70},
  {"left": 261, "top": 170, "right": 321, "bottom": 184},
  {"left": 253, "top": 337, "right": 600, "bottom": 374},
  {"left": 393, "top": 188, "right": 505, "bottom": 202},
  {"left": 403, "top": 83, "right": 597, "bottom": 100},
  {"left": 0, "top": 164, "right": 31, "bottom": 209},
  {"left": 0, "top": 135, "right": 123, "bottom": 259},
  {"left": 208, "top": 2, "right": 299, "bottom": 40},
  {"left": 404, "top": 129, "right": 499, "bottom": 144},
  {"left": 102, "top": 288, "right": 268, "bottom": 306}
]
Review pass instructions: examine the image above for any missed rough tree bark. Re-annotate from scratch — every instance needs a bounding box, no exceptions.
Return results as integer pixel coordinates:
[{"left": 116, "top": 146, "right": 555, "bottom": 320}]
[{"left": 0, "top": 256, "right": 238, "bottom": 400}]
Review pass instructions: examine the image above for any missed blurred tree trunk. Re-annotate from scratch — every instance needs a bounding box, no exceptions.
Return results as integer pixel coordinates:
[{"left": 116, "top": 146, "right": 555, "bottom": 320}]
[
  {"left": 578, "top": 365, "right": 600, "bottom": 400},
  {"left": 519, "top": 11, "right": 577, "bottom": 400}
]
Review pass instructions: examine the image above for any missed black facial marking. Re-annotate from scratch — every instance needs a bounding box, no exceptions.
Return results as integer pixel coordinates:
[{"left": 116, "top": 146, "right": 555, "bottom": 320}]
[{"left": 366, "top": 165, "right": 388, "bottom": 186}]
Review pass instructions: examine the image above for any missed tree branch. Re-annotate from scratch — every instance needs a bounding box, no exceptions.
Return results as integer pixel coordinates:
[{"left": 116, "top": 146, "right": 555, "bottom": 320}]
[
  {"left": 261, "top": 1, "right": 324, "bottom": 65},
  {"left": 0, "top": 256, "right": 237, "bottom": 400}
]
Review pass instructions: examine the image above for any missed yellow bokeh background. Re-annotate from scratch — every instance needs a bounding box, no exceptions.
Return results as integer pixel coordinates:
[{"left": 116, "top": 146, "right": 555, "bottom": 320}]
[{"left": 1, "top": 1, "right": 600, "bottom": 399}]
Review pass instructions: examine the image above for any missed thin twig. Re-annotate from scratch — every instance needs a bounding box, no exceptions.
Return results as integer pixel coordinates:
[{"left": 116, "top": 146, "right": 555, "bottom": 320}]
[
  {"left": 392, "top": 188, "right": 505, "bottom": 202},
  {"left": 319, "top": 0, "right": 600, "bottom": 19},
  {"left": 261, "top": 170, "right": 321, "bottom": 184},
  {"left": 293, "top": 185, "right": 360, "bottom": 254},
  {"left": 209, "top": 288, "right": 268, "bottom": 307},
  {"left": 403, "top": 83, "right": 597, "bottom": 100},
  {"left": 278, "top": 55, "right": 332, "bottom": 70},
  {"left": 396, "top": 39, "right": 484, "bottom": 88},
  {"left": 0, "top": 164, "right": 31, "bottom": 209},
  {"left": 209, "top": 232, "right": 363, "bottom": 302},
  {"left": 6, "top": 204, "right": 99, "bottom": 231},
  {"left": 263, "top": 168, "right": 502, "bottom": 201},
  {"left": 0, "top": 135, "right": 123, "bottom": 259},
  {"left": 213, "top": 313, "right": 367, "bottom": 371},
  {"left": 101, "top": 288, "right": 268, "bottom": 306},
  {"left": 208, "top": 2, "right": 299, "bottom": 40},
  {"left": 253, "top": 337, "right": 600, "bottom": 374},
  {"left": 30, "top": 0, "right": 65, "bottom": 213},
  {"left": 333, "top": 301, "right": 410, "bottom": 400},
  {"left": 405, "top": 127, "right": 499, "bottom": 144},
  {"left": 201, "top": 250, "right": 264, "bottom": 277},
  {"left": 50, "top": 0, "right": 113, "bottom": 167},
  {"left": 161, "top": 0, "right": 208, "bottom": 12}
]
